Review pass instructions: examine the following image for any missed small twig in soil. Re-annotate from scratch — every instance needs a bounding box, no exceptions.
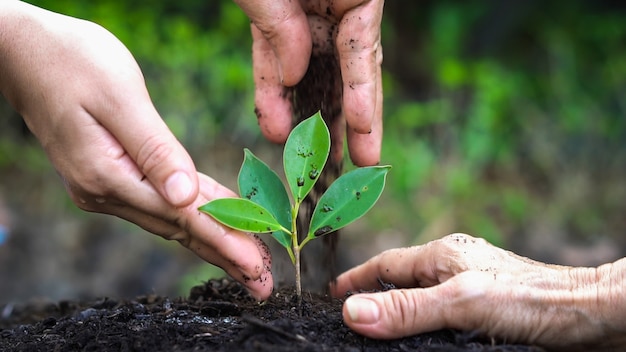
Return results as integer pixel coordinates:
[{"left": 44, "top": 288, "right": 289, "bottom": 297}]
[
  {"left": 241, "top": 314, "right": 307, "bottom": 342},
  {"left": 343, "top": 277, "right": 398, "bottom": 298},
  {"left": 377, "top": 277, "right": 397, "bottom": 291}
]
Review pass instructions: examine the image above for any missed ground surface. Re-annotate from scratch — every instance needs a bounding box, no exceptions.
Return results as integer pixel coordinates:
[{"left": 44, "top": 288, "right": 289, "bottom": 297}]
[{"left": 0, "top": 278, "right": 545, "bottom": 352}]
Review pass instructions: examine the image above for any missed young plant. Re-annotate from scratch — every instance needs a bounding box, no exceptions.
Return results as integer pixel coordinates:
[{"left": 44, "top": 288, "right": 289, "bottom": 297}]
[{"left": 198, "top": 111, "right": 390, "bottom": 299}]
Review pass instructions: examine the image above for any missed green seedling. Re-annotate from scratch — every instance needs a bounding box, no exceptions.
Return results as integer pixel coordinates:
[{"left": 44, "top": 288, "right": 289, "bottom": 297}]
[{"left": 199, "top": 111, "right": 390, "bottom": 299}]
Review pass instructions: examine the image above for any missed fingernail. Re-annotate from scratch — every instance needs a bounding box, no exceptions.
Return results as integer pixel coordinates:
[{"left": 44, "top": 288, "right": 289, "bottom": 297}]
[
  {"left": 165, "top": 171, "right": 193, "bottom": 205},
  {"left": 345, "top": 297, "right": 380, "bottom": 324}
]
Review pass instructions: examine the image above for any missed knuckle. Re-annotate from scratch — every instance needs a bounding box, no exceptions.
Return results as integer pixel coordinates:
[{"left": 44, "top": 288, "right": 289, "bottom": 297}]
[
  {"left": 375, "top": 247, "right": 401, "bottom": 270},
  {"left": 440, "top": 233, "right": 480, "bottom": 250},
  {"left": 376, "top": 44, "right": 383, "bottom": 65},
  {"left": 66, "top": 190, "right": 95, "bottom": 212},
  {"left": 62, "top": 168, "right": 113, "bottom": 212},
  {"left": 254, "top": 10, "right": 297, "bottom": 43},
  {"left": 168, "top": 230, "right": 191, "bottom": 247},
  {"left": 135, "top": 135, "right": 174, "bottom": 176},
  {"left": 164, "top": 215, "right": 193, "bottom": 245},
  {"left": 67, "top": 192, "right": 103, "bottom": 213},
  {"left": 384, "top": 290, "right": 417, "bottom": 332}
]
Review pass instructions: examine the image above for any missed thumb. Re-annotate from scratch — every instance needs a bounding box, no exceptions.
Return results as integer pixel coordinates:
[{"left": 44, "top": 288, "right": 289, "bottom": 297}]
[
  {"left": 341, "top": 287, "right": 452, "bottom": 339},
  {"left": 341, "top": 272, "right": 501, "bottom": 340},
  {"left": 132, "top": 120, "right": 199, "bottom": 207}
]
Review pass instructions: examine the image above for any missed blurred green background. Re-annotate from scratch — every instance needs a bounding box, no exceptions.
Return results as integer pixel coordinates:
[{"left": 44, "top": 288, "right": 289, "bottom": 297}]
[{"left": 1, "top": 0, "right": 625, "bottom": 303}]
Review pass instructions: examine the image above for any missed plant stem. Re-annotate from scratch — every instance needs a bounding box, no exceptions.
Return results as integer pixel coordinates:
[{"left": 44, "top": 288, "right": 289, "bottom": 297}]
[
  {"left": 291, "top": 203, "right": 302, "bottom": 306},
  {"left": 293, "top": 242, "right": 302, "bottom": 306}
]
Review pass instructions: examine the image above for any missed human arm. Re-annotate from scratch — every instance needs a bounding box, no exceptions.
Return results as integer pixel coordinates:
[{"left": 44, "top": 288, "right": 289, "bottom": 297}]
[
  {"left": 331, "top": 233, "right": 626, "bottom": 351},
  {"left": 233, "top": 0, "right": 384, "bottom": 166},
  {"left": 0, "top": 1, "right": 272, "bottom": 299}
]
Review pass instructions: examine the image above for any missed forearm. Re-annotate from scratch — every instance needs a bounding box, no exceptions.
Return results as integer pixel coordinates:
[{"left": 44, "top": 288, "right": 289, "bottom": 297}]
[
  {"left": 0, "top": 1, "right": 22, "bottom": 98},
  {"left": 0, "top": 1, "right": 46, "bottom": 108}
]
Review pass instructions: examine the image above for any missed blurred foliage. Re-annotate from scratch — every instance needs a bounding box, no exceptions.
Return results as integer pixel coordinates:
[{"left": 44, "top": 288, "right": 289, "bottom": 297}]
[
  {"left": 2, "top": 0, "right": 626, "bottom": 262},
  {"left": 380, "top": 1, "right": 626, "bottom": 248}
]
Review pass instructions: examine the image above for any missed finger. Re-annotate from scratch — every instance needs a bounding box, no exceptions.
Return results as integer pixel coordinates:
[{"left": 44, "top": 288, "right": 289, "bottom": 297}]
[
  {"left": 341, "top": 288, "right": 448, "bottom": 339},
  {"left": 187, "top": 232, "right": 274, "bottom": 301},
  {"left": 335, "top": 0, "right": 384, "bottom": 134},
  {"left": 234, "top": 0, "right": 311, "bottom": 86},
  {"left": 332, "top": 233, "right": 505, "bottom": 297},
  {"left": 186, "top": 174, "right": 274, "bottom": 299},
  {"left": 346, "top": 65, "right": 382, "bottom": 166},
  {"left": 251, "top": 24, "right": 293, "bottom": 144},
  {"left": 86, "top": 197, "right": 273, "bottom": 300},
  {"left": 341, "top": 272, "right": 496, "bottom": 339},
  {"left": 94, "top": 197, "right": 273, "bottom": 300},
  {"left": 331, "top": 247, "right": 418, "bottom": 296},
  {"left": 331, "top": 245, "right": 445, "bottom": 297}
]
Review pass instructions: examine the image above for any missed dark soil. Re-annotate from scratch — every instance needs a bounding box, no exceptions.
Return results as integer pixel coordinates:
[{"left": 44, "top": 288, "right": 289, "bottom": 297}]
[{"left": 0, "top": 278, "right": 545, "bottom": 352}]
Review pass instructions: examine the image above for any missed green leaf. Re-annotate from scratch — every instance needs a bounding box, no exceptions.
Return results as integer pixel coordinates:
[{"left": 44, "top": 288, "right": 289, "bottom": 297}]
[
  {"left": 271, "top": 230, "right": 292, "bottom": 251},
  {"left": 283, "top": 111, "right": 330, "bottom": 204},
  {"left": 198, "top": 198, "right": 284, "bottom": 234},
  {"left": 308, "top": 166, "right": 391, "bottom": 238},
  {"left": 238, "top": 149, "right": 292, "bottom": 248}
]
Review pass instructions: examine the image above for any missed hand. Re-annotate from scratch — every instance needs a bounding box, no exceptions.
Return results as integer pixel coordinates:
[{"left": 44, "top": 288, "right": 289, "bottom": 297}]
[
  {"left": 0, "top": 2, "right": 272, "bottom": 300},
  {"left": 331, "top": 233, "right": 626, "bottom": 351},
  {"left": 234, "top": 0, "right": 384, "bottom": 166}
]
